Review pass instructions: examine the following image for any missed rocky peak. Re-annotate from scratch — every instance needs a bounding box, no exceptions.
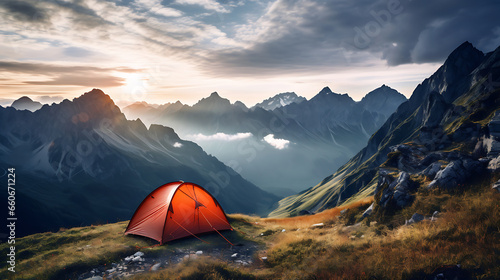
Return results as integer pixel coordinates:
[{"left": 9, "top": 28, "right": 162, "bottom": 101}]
[
  {"left": 253, "top": 92, "right": 305, "bottom": 111},
  {"left": 193, "top": 92, "right": 232, "bottom": 112},
  {"left": 360, "top": 85, "right": 407, "bottom": 113},
  {"left": 318, "top": 86, "right": 333, "bottom": 95},
  {"left": 11, "top": 96, "right": 43, "bottom": 112}
]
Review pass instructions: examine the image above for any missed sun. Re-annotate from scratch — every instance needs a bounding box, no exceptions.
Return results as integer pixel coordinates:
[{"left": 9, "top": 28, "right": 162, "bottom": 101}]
[{"left": 122, "top": 73, "right": 149, "bottom": 97}]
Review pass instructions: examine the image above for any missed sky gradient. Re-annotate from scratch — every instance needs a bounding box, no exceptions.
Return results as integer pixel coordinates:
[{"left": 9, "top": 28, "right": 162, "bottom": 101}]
[{"left": 0, "top": 0, "right": 499, "bottom": 107}]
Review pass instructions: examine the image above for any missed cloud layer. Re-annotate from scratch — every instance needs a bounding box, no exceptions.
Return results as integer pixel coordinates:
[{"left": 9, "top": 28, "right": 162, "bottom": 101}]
[
  {"left": 263, "top": 134, "right": 290, "bottom": 150},
  {"left": 188, "top": 132, "right": 253, "bottom": 142},
  {"left": 0, "top": 0, "right": 498, "bottom": 103}
]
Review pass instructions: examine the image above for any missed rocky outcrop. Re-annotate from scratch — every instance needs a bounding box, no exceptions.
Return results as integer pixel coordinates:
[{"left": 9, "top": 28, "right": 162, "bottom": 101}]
[
  {"left": 428, "top": 158, "right": 484, "bottom": 189},
  {"left": 378, "top": 171, "right": 417, "bottom": 209},
  {"left": 421, "top": 162, "right": 442, "bottom": 179}
]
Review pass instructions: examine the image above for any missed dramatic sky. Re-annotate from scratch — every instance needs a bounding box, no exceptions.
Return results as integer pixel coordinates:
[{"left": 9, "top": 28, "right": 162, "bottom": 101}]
[{"left": 0, "top": 0, "right": 499, "bottom": 106}]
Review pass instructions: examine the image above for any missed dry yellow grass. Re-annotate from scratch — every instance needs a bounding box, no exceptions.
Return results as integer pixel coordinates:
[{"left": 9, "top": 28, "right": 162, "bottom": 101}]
[
  {"left": 1, "top": 186, "right": 498, "bottom": 280},
  {"left": 261, "top": 196, "right": 374, "bottom": 229}
]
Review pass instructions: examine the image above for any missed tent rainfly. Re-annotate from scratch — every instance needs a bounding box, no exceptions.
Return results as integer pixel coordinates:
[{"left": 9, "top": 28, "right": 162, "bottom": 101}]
[{"left": 125, "top": 181, "right": 232, "bottom": 244}]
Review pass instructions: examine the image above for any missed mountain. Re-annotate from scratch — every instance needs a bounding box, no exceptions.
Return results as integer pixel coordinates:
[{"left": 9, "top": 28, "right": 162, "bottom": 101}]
[
  {"left": 122, "top": 87, "right": 406, "bottom": 197},
  {"left": 0, "top": 89, "right": 278, "bottom": 237},
  {"left": 269, "top": 41, "right": 499, "bottom": 217},
  {"left": 359, "top": 84, "right": 407, "bottom": 115},
  {"left": 253, "top": 92, "right": 306, "bottom": 111},
  {"left": 11, "top": 96, "right": 43, "bottom": 111}
]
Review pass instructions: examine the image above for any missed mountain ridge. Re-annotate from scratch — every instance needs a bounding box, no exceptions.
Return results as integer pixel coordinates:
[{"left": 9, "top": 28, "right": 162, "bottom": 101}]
[
  {"left": 0, "top": 89, "right": 278, "bottom": 237},
  {"left": 122, "top": 85, "right": 407, "bottom": 197},
  {"left": 269, "top": 41, "right": 499, "bottom": 217}
]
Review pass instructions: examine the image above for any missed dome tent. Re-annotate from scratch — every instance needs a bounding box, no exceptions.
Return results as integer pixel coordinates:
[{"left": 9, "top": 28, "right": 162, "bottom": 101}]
[{"left": 125, "top": 181, "right": 232, "bottom": 244}]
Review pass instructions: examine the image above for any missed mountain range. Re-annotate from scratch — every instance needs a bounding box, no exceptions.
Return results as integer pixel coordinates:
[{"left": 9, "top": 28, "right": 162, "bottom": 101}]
[
  {"left": 269, "top": 41, "right": 500, "bottom": 217},
  {"left": 252, "top": 92, "right": 306, "bottom": 111},
  {"left": 124, "top": 85, "right": 407, "bottom": 196},
  {"left": 0, "top": 90, "right": 278, "bottom": 237}
]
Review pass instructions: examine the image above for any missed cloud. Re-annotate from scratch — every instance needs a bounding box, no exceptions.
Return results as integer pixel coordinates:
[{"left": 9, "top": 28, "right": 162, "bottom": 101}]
[
  {"left": 0, "top": 61, "right": 140, "bottom": 87},
  {"left": 175, "top": 0, "right": 230, "bottom": 13},
  {"left": 263, "top": 134, "right": 290, "bottom": 150},
  {"left": 25, "top": 75, "right": 125, "bottom": 87},
  {"left": 188, "top": 132, "right": 253, "bottom": 141},
  {"left": 36, "top": 96, "right": 64, "bottom": 104},
  {"left": 202, "top": 0, "right": 500, "bottom": 76},
  {"left": 173, "top": 142, "right": 183, "bottom": 148},
  {"left": 0, "top": 0, "right": 49, "bottom": 23}
]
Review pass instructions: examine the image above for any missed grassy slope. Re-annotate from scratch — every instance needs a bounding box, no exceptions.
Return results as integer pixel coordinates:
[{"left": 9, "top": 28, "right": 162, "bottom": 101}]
[{"left": 1, "top": 186, "right": 498, "bottom": 280}]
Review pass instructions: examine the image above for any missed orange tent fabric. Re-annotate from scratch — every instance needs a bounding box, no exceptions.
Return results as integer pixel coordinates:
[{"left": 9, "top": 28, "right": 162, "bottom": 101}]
[{"left": 125, "top": 181, "right": 232, "bottom": 244}]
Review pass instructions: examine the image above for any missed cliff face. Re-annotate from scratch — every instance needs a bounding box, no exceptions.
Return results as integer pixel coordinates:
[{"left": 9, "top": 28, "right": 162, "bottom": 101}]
[{"left": 269, "top": 42, "right": 500, "bottom": 217}]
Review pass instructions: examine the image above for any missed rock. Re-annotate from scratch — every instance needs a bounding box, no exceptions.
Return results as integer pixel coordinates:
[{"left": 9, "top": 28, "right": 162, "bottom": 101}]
[
  {"left": 488, "top": 155, "right": 500, "bottom": 171},
  {"left": 422, "top": 162, "right": 442, "bottom": 179},
  {"left": 489, "top": 110, "right": 500, "bottom": 138},
  {"left": 195, "top": 251, "right": 203, "bottom": 255},
  {"left": 84, "top": 277, "right": 103, "bottom": 280},
  {"left": 133, "top": 251, "right": 144, "bottom": 257},
  {"left": 311, "top": 223, "right": 324, "bottom": 228},
  {"left": 299, "top": 210, "right": 313, "bottom": 215},
  {"left": 406, "top": 213, "right": 425, "bottom": 225},
  {"left": 362, "top": 203, "right": 374, "bottom": 217},
  {"left": 493, "top": 180, "right": 500, "bottom": 193},
  {"left": 106, "top": 268, "right": 116, "bottom": 273},
  {"left": 380, "top": 171, "right": 416, "bottom": 209},
  {"left": 150, "top": 263, "right": 161, "bottom": 271},
  {"left": 428, "top": 158, "right": 483, "bottom": 189},
  {"left": 431, "top": 211, "right": 440, "bottom": 221},
  {"left": 231, "top": 253, "right": 238, "bottom": 258},
  {"left": 429, "top": 264, "right": 469, "bottom": 280},
  {"left": 132, "top": 256, "right": 144, "bottom": 262}
]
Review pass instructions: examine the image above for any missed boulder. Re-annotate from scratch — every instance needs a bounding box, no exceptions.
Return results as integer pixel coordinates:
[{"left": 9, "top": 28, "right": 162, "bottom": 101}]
[
  {"left": 488, "top": 155, "right": 500, "bottom": 172},
  {"left": 422, "top": 162, "right": 442, "bottom": 179},
  {"left": 428, "top": 158, "right": 483, "bottom": 189},
  {"left": 406, "top": 213, "right": 424, "bottom": 225},
  {"left": 151, "top": 263, "right": 161, "bottom": 271},
  {"left": 493, "top": 180, "right": 500, "bottom": 193},
  {"left": 362, "top": 203, "right": 374, "bottom": 217},
  {"left": 380, "top": 172, "right": 416, "bottom": 209}
]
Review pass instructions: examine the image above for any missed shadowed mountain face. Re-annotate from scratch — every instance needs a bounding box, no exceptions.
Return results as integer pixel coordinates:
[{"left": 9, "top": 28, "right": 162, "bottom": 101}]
[
  {"left": 124, "top": 87, "right": 406, "bottom": 197},
  {"left": 269, "top": 41, "right": 500, "bottom": 217},
  {"left": 10, "top": 96, "right": 43, "bottom": 112},
  {"left": 0, "top": 89, "right": 278, "bottom": 237}
]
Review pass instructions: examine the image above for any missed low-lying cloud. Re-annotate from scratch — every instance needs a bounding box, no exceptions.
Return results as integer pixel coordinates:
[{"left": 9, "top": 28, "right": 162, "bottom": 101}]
[
  {"left": 263, "top": 134, "right": 290, "bottom": 150},
  {"left": 173, "top": 142, "right": 183, "bottom": 148},
  {"left": 188, "top": 132, "right": 253, "bottom": 142}
]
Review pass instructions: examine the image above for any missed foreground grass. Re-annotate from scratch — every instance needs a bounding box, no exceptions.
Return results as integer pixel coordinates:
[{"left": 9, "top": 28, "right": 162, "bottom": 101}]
[
  {"left": 1, "top": 185, "right": 498, "bottom": 280},
  {"left": 0, "top": 217, "right": 259, "bottom": 280}
]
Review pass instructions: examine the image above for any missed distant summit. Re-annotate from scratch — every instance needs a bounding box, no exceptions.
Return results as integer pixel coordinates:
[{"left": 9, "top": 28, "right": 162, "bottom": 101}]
[
  {"left": 253, "top": 92, "right": 306, "bottom": 111},
  {"left": 11, "top": 96, "right": 43, "bottom": 112},
  {"left": 360, "top": 84, "right": 407, "bottom": 114}
]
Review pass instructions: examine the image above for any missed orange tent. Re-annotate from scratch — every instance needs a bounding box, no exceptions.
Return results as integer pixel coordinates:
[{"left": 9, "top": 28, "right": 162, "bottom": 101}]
[{"left": 125, "top": 181, "right": 232, "bottom": 244}]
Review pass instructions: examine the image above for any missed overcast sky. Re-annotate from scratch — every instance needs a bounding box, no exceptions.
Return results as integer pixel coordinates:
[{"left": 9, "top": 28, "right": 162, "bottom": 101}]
[{"left": 0, "top": 0, "right": 499, "bottom": 106}]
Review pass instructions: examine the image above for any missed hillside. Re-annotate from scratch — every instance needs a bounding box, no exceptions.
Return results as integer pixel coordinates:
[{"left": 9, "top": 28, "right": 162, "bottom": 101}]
[
  {"left": 1, "top": 182, "right": 498, "bottom": 279},
  {"left": 269, "top": 41, "right": 500, "bottom": 217},
  {"left": 0, "top": 90, "right": 278, "bottom": 237}
]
